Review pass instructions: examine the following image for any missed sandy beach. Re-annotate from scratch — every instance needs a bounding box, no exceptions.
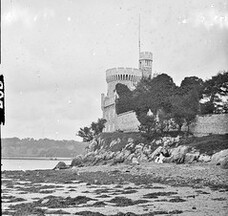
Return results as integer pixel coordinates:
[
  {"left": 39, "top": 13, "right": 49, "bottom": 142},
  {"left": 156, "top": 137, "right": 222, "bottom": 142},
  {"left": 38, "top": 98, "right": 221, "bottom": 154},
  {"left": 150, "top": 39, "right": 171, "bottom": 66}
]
[{"left": 1, "top": 162, "right": 228, "bottom": 216}]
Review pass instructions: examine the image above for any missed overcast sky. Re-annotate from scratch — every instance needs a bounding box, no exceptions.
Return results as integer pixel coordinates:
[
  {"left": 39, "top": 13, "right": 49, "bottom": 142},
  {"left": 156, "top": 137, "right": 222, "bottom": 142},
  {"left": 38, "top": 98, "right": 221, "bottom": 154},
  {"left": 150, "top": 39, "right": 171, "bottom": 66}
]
[{"left": 1, "top": 0, "right": 228, "bottom": 141}]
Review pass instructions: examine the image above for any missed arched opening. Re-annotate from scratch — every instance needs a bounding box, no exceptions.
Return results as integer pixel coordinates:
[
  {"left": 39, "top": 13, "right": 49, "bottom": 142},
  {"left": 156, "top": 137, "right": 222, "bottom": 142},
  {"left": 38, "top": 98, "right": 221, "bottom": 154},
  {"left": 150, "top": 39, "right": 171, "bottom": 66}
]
[{"left": 126, "top": 74, "right": 128, "bottom": 80}]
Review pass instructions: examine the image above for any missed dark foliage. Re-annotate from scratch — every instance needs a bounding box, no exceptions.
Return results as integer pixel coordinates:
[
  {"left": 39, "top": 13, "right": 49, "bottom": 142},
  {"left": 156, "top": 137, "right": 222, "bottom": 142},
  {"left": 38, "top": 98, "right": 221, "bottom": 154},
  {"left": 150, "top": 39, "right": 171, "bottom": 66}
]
[
  {"left": 115, "top": 83, "right": 133, "bottom": 114},
  {"left": 77, "top": 118, "right": 107, "bottom": 142},
  {"left": 202, "top": 71, "right": 228, "bottom": 114}
]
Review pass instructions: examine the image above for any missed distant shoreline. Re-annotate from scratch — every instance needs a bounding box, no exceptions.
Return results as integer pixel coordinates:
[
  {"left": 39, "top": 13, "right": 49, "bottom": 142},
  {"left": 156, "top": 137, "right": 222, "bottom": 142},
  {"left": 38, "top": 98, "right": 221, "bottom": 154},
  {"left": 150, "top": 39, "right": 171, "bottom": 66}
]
[{"left": 1, "top": 157, "right": 73, "bottom": 161}]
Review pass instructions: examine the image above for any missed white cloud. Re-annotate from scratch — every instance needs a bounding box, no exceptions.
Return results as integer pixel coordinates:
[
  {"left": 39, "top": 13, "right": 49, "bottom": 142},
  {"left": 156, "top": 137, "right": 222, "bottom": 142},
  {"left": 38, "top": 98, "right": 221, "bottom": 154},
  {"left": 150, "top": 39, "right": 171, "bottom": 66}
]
[
  {"left": 2, "top": 5, "right": 55, "bottom": 26},
  {"left": 192, "top": 8, "right": 228, "bottom": 30},
  {"left": 2, "top": 6, "right": 32, "bottom": 26}
]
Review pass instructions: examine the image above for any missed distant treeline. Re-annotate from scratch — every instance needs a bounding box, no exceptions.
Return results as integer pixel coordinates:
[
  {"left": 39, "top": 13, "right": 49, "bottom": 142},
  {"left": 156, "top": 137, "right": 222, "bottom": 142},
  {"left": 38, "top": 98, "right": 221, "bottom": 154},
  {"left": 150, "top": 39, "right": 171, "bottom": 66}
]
[{"left": 2, "top": 138, "right": 88, "bottom": 158}]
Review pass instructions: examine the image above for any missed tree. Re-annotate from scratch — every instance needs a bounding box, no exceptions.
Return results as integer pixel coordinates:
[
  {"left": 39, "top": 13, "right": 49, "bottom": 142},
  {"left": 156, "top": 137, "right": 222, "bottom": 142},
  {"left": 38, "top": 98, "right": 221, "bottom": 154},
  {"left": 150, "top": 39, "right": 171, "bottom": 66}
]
[
  {"left": 200, "top": 101, "right": 215, "bottom": 115},
  {"left": 77, "top": 127, "right": 93, "bottom": 142},
  {"left": 170, "top": 94, "right": 186, "bottom": 131},
  {"left": 77, "top": 118, "right": 107, "bottom": 142},
  {"left": 137, "top": 112, "right": 158, "bottom": 141},
  {"left": 202, "top": 71, "right": 228, "bottom": 113},
  {"left": 115, "top": 83, "right": 133, "bottom": 114},
  {"left": 133, "top": 74, "right": 176, "bottom": 115},
  {"left": 91, "top": 118, "right": 107, "bottom": 136},
  {"left": 171, "top": 89, "right": 199, "bottom": 132},
  {"left": 132, "top": 74, "right": 177, "bottom": 139},
  {"left": 180, "top": 76, "right": 204, "bottom": 98}
]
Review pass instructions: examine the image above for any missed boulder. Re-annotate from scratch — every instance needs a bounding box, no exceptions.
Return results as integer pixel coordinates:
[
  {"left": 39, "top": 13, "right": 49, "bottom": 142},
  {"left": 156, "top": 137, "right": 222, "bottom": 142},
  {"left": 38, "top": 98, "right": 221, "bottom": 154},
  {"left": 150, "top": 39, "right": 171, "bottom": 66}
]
[
  {"left": 150, "top": 146, "right": 163, "bottom": 160},
  {"left": 198, "top": 154, "right": 211, "bottom": 163},
  {"left": 82, "top": 152, "right": 96, "bottom": 165},
  {"left": 155, "top": 154, "right": 165, "bottom": 163},
  {"left": 143, "top": 145, "right": 151, "bottom": 156},
  {"left": 138, "top": 153, "right": 148, "bottom": 162},
  {"left": 160, "top": 147, "right": 170, "bottom": 157},
  {"left": 220, "top": 157, "right": 228, "bottom": 169},
  {"left": 53, "top": 161, "right": 68, "bottom": 170},
  {"left": 106, "top": 151, "right": 115, "bottom": 160},
  {"left": 184, "top": 152, "right": 200, "bottom": 163},
  {"left": 126, "top": 153, "right": 135, "bottom": 162},
  {"left": 211, "top": 149, "right": 228, "bottom": 165},
  {"left": 132, "top": 157, "right": 139, "bottom": 164},
  {"left": 88, "top": 139, "right": 98, "bottom": 152},
  {"left": 110, "top": 138, "right": 121, "bottom": 148},
  {"left": 164, "top": 145, "right": 189, "bottom": 164},
  {"left": 70, "top": 155, "right": 83, "bottom": 167},
  {"left": 122, "top": 150, "right": 132, "bottom": 159}
]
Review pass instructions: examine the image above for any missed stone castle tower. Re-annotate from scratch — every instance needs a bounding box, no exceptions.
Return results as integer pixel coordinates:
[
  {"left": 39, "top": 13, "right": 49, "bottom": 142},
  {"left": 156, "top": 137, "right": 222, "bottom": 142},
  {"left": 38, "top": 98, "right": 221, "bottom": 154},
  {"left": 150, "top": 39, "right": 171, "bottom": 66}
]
[{"left": 101, "top": 51, "right": 153, "bottom": 132}]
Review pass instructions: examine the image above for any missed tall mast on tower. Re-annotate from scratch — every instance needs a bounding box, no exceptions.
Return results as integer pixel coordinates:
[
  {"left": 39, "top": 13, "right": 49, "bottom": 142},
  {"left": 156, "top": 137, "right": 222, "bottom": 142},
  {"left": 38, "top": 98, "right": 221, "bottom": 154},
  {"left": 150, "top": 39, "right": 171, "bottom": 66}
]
[{"left": 138, "top": 14, "right": 141, "bottom": 58}]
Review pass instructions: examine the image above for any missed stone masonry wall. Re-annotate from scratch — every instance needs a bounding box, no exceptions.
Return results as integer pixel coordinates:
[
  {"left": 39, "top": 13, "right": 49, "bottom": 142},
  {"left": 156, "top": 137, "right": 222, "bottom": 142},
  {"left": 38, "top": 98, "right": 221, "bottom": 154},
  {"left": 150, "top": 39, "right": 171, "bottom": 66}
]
[
  {"left": 116, "top": 112, "right": 228, "bottom": 136},
  {"left": 189, "top": 113, "right": 228, "bottom": 136},
  {"left": 116, "top": 111, "right": 140, "bottom": 132}
]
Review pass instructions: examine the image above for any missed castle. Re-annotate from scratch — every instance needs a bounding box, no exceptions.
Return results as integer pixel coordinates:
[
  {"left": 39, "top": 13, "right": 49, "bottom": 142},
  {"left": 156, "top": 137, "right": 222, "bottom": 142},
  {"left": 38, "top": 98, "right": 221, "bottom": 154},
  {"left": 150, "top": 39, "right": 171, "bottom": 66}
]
[
  {"left": 101, "top": 53, "right": 228, "bottom": 135},
  {"left": 101, "top": 51, "right": 153, "bottom": 132}
]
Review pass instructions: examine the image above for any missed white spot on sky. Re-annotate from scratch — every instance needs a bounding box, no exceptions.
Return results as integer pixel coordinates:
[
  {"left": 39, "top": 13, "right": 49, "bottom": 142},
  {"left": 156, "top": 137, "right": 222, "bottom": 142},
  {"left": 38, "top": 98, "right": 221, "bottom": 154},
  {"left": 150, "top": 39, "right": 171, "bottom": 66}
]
[{"left": 67, "top": 17, "right": 71, "bottom": 22}]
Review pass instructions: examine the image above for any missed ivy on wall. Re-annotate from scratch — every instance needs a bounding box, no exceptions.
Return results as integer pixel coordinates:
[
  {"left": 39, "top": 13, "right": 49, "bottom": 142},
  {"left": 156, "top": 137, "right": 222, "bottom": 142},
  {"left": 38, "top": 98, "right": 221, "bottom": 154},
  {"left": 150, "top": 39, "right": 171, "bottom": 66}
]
[{"left": 115, "top": 83, "right": 133, "bottom": 115}]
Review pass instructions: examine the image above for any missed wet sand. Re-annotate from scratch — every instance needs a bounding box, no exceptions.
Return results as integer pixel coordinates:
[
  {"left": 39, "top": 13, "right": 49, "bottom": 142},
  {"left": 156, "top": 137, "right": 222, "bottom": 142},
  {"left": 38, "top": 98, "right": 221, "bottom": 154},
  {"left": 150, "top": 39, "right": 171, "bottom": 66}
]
[{"left": 2, "top": 162, "right": 228, "bottom": 215}]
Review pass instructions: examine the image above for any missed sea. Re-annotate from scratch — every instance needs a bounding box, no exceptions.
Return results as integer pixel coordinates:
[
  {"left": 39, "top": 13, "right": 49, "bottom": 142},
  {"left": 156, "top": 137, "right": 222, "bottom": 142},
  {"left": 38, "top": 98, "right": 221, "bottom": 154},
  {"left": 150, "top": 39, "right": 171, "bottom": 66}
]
[{"left": 1, "top": 158, "right": 72, "bottom": 171}]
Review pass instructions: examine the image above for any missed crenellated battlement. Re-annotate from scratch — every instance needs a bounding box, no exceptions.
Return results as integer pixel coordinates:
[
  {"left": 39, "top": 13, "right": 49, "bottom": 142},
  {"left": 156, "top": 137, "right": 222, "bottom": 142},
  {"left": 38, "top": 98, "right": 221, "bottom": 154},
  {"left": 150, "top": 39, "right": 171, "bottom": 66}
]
[
  {"left": 106, "top": 67, "right": 142, "bottom": 83},
  {"left": 139, "top": 51, "right": 153, "bottom": 60}
]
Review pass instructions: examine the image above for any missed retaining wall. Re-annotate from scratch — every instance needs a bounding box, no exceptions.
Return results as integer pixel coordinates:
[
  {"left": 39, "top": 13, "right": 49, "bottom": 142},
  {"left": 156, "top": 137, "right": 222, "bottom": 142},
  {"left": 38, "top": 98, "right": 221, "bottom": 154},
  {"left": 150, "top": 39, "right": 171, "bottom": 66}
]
[{"left": 116, "top": 112, "right": 228, "bottom": 136}]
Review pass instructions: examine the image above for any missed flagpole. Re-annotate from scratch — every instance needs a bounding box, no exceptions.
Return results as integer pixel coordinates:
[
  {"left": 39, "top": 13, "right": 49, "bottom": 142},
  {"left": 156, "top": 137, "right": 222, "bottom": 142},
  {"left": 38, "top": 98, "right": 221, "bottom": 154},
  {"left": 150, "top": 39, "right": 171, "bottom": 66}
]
[{"left": 138, "top": 14, "right": 141, "bottom": 57}]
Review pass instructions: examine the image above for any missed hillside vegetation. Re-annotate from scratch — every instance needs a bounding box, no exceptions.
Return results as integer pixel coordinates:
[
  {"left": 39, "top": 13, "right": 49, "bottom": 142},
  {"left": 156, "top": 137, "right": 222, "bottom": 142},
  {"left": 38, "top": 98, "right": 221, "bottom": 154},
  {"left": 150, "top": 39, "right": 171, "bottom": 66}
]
[{"left": 2, "top": 138, "right": 88, "bottom": 158}]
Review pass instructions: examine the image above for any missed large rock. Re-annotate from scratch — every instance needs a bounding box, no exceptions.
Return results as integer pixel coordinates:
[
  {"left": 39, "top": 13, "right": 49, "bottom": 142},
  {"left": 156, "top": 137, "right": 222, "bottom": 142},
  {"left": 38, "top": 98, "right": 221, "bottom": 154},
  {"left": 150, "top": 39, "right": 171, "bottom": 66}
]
[
  {"left": 220, "top": 157, "right": 228, "bottom": 169},
  {"left": 53, "top": 161, "right": 68, "bottom": 170},
  {"left": 198, "top": 154, "right": 211, "bottom": 163},
  {"left": 155, "top": 154, "right": 165, "bottom": 163},
  {"left": 184, "top": 152, "right": 200, "bottom": 163},
  {"left": 70, "top": 155, "right": 83, "bottom": 167},
  {"left": 164, "top": 145, "right": 189, "bottom": 164},
  {"left": 150, "top": 146, "right": 163, "bottom": 161},
  {"left": 82, "top": 152, "right": 96, "bottom": 165},
  {"left": 132, "top": 157, "right": 139, "bottom": 164},
  {"left": 138, "top": 153, "right": 148, "bottom": 162},
  {"left": 87, "top": 139, "right": 98, "bottom": 152},
  {"left": 211, "top": 149, "right": 228, "bottom": 165}
]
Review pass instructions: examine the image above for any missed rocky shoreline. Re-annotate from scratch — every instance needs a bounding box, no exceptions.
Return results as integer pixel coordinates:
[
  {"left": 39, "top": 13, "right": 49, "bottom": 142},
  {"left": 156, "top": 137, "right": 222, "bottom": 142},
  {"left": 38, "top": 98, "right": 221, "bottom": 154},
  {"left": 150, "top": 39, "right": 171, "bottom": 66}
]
[
  {"left": 2, "top": 134, "right": 228, "bottom": 215},
  {"left": 65, "top": 134, "right": 228, "bottom": 170}
]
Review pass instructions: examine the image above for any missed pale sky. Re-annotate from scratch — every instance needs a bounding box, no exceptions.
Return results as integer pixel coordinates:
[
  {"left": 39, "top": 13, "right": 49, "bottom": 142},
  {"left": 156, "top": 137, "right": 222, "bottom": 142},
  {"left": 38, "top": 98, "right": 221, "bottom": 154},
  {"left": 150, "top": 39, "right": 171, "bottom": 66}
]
[{"left": 1, "top": 0, "right": 228, "bottom": 141}]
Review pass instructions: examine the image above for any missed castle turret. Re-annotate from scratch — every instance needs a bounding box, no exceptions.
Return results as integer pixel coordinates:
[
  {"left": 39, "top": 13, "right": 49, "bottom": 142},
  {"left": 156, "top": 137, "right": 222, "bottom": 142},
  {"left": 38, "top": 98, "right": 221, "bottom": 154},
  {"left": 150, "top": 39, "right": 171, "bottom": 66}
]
[
  {"left": 106, "top": 67, "right": 141, "bottom": 98},
  {"left": 139, "top": 51, "right": 153, "bottom": 78}
]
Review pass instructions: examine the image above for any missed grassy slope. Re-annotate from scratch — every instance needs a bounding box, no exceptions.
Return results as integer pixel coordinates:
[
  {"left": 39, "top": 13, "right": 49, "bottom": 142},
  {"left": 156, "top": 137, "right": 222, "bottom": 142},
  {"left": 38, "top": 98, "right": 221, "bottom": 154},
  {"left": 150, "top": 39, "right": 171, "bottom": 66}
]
[{"left": 180, "top": 134, "right": 228, "bottom": 156}]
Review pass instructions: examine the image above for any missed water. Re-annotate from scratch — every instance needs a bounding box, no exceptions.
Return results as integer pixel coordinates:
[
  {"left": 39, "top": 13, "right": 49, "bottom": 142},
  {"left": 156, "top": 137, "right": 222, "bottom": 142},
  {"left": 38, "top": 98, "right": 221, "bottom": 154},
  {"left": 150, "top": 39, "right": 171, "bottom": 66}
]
[{"left": 1, "top": 158, "right": 72, "bottom": 171}]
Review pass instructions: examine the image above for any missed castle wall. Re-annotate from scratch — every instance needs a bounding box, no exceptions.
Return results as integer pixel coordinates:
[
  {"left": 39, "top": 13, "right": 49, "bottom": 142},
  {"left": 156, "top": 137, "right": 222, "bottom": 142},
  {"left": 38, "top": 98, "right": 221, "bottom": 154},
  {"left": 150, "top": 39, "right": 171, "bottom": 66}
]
[
  {"left": 188, "top": 114, "right": 228, "bottom": 136},
  {"left": 103, "top": 104, "right": 116, "bottom": 133},
  {"left": 116, "top": 111, "right": 140, "bottom": 132},
  {"left": 115, "top": 112, "right": 228, "bottom": 136}
]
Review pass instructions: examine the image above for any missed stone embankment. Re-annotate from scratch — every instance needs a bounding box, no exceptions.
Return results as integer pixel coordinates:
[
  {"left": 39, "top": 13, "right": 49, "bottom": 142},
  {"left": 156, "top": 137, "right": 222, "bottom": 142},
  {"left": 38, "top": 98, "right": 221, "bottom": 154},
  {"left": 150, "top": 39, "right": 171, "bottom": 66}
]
[{"left": 53, "top": 135, "right": 228, "bottom": 171}]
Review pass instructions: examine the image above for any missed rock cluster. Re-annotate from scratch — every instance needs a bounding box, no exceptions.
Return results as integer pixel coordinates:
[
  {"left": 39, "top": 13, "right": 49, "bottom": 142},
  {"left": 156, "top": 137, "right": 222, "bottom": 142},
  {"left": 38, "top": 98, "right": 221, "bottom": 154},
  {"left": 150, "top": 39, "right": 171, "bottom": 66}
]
[{"left": 68, "top": 135, "right": 228, "bottom": 169}]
